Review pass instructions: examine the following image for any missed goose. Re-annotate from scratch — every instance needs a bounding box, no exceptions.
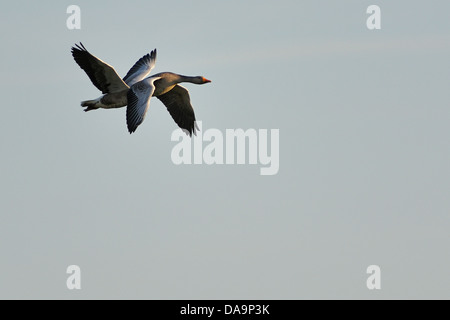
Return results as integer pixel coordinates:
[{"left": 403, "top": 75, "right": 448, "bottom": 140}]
[{"left": 71, "top": 43, "right": 211, "bottom": 135}]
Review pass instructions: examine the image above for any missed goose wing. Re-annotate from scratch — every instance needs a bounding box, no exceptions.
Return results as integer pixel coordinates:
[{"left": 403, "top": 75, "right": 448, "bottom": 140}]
[
  {"left": 71, "top": 43, "right": 128, "bottom": 94},
  {"left": 126, "top": 77, "right": 160, "bottom": 133},
  {"left": 157, "top": 85, "right": 198, "bottom": 136},
  {"left": 123, "top": 49, "right": 157, "bottom": 86}
]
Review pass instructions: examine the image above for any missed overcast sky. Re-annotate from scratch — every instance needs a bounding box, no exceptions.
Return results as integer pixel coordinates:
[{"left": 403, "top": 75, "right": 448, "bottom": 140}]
[{"left": 0, "top": 1, "right": 449, "bottom": 299}]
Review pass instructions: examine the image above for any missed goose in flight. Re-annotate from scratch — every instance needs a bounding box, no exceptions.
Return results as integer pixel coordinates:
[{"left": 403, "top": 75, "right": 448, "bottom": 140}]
[{"left": 71, "top": 43, "right": 211, "bottom": 135}]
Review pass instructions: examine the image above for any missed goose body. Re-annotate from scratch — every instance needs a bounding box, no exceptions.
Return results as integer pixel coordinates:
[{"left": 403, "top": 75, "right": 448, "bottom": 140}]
[{"left": 71, "top": 43, "right": 210, "bottom": 135}]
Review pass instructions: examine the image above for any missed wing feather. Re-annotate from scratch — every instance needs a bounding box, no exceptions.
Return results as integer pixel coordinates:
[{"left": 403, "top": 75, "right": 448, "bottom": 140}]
[
  {"left": 123, "top": 49, "right": 157, "bottom": 86},
  {"left": 71, "top": 43, "right": 128, "bottom": 94},
  {"left": 156, "top": 85, "right": 198, "bottom": 136},
  {"left": 126, "top": 77, "right": 159, "bottom": 133}
]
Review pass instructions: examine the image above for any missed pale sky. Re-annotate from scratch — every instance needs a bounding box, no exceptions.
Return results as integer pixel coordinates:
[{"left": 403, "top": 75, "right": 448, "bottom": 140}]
[{"left": 0, "top": 1, "right": 449, "bottom": 299}]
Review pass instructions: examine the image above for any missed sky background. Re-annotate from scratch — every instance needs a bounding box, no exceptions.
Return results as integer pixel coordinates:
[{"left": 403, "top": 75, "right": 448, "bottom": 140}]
[{"left": 0, "top": 0, "right": 449, "bottom": 299}]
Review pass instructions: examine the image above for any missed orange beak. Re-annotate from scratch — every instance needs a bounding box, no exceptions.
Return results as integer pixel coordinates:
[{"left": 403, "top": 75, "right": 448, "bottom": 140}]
[{"left": 202, "top": 77, "right": 211, "bottom": 83}]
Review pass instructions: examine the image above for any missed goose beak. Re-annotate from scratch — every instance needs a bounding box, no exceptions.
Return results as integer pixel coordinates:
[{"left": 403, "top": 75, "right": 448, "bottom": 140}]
[{"left": 202, "top": 77, "right": 211, "bottom": 83}]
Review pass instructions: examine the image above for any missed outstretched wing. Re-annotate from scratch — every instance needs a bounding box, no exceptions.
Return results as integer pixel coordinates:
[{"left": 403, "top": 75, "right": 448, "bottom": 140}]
[
  {"left": 126, "top": 77, "right": 160, "bottom": 133},
  {"left": 71, "top": 43, "right": 129, "bottom": 94},
  {"left": 157, "top": 85, "right": 198, "bottom": 136},
  {"left": 123, "top": 49, "right": 157, "bottom": 86}
]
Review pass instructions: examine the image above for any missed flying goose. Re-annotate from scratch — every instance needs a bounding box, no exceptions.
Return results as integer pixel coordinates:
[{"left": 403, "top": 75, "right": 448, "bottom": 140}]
[{"left": 71, "top": 43, "right": 211, "bottom": 135}]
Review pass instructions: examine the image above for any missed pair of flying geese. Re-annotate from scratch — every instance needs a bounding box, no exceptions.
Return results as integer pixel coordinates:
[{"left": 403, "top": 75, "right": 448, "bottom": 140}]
[{"left": 71, "top": 43, "right": 211, "bottom": 135}]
